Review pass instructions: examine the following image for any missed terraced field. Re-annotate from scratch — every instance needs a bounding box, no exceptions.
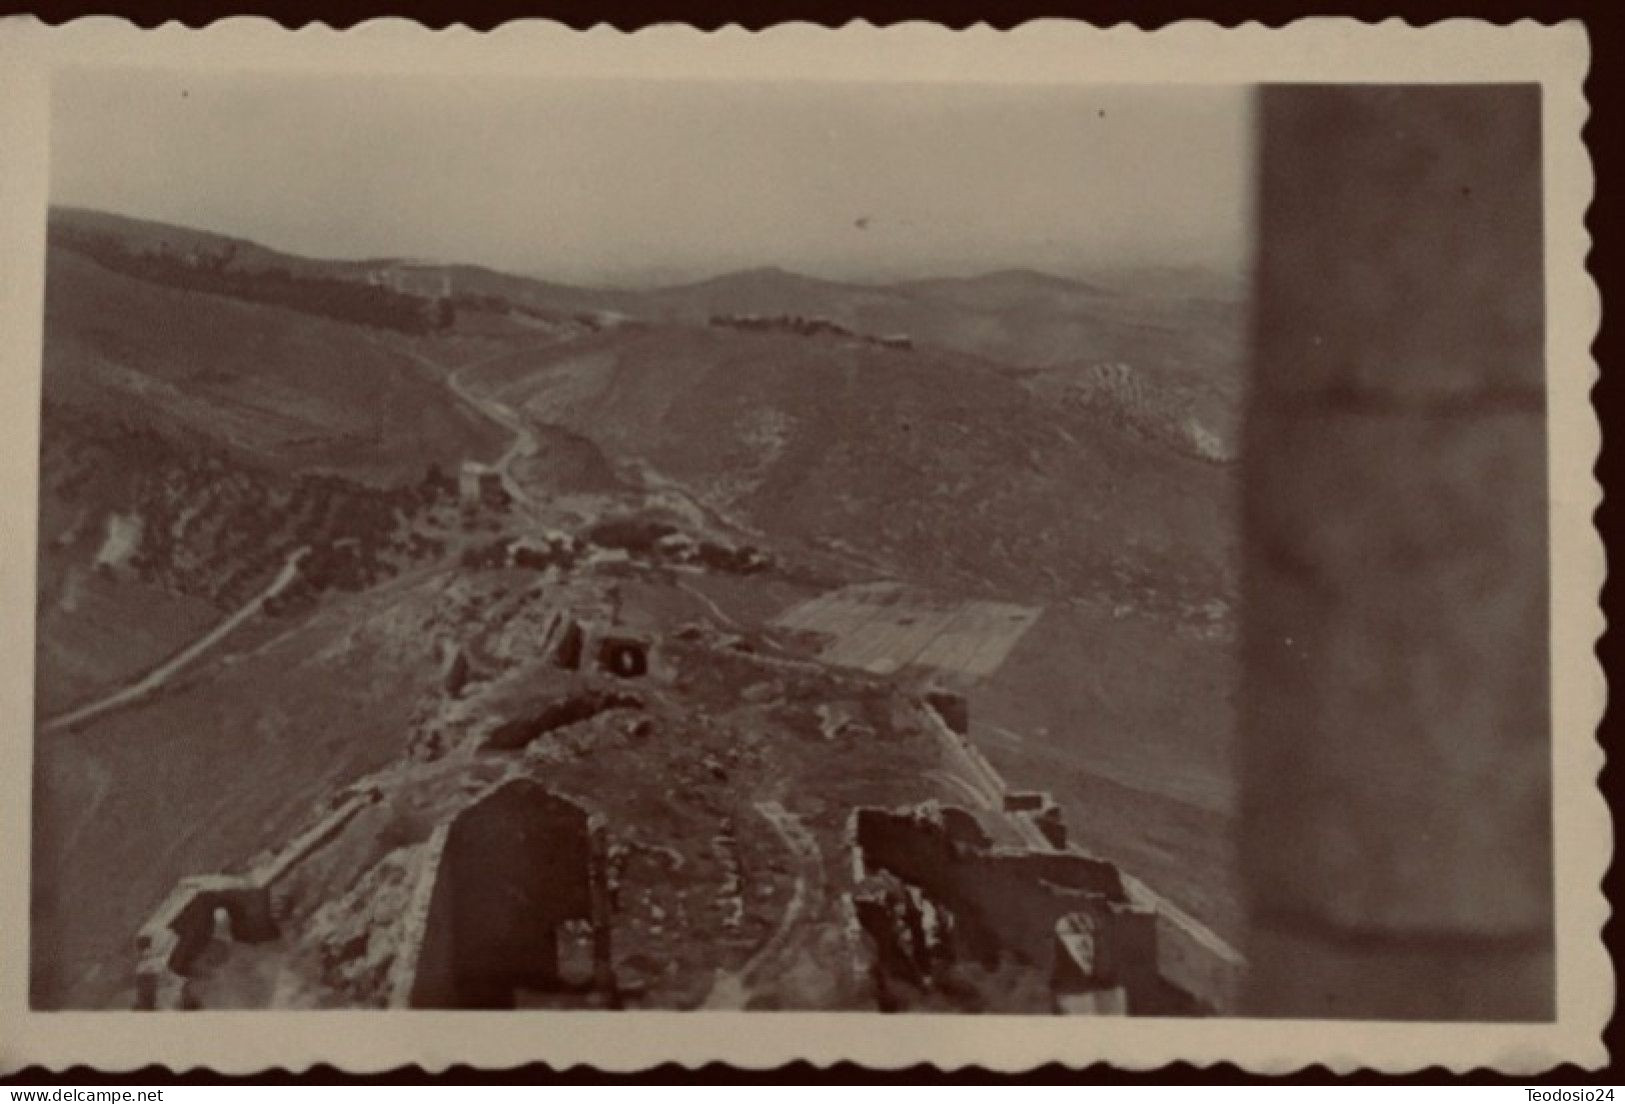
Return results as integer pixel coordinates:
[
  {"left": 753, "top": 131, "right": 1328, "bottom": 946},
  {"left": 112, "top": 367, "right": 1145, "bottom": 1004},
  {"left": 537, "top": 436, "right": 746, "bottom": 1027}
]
[{"left": 773, "top": 585, "right": 1042, "bottom": 681}]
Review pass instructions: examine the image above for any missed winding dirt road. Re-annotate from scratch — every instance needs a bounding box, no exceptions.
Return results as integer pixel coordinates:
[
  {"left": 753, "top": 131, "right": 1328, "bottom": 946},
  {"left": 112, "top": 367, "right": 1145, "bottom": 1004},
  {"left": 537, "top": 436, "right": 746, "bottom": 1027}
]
[
  {"left": 41, "top": 546, "right": 311, "bottom": 734},
  {"left": 444, "top": 366, "right": 538, "bottom": 509},
  {"left": 372, "top": 335, "right": 560, "bottom": 514},
  {"left": 703, "top": 800, "right": 824, "bottom": 1009}
]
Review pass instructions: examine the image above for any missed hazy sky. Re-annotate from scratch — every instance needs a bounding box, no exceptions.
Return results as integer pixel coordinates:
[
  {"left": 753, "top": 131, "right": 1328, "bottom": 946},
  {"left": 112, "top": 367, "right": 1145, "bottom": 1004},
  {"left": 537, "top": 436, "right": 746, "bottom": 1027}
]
[{"left": 51, "top": 69, "right": 1252, "bottom": 286}]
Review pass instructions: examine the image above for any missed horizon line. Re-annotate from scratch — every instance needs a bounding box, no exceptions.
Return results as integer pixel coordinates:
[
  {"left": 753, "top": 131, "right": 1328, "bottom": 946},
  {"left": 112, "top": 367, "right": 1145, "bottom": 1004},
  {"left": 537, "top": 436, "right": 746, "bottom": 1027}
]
[{"left": 48, "top": 202, "right": 1247, "bottom": 298}]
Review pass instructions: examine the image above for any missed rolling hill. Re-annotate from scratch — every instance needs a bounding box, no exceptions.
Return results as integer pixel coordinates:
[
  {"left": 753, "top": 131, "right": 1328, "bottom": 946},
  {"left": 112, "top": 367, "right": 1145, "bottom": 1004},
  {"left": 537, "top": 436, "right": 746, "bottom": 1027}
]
[
  {"left": 32, "top": 208, "right": 1247, "bottom": 1010},
  {"left": 50, "top": 208, "right": 1245, "bottom": 457},
  {"left": 645, "top": 265, "right": 1243, "bottom": 373},
  {"left": 634, "top": 266, "right": 1245, "bottom": 458},
  {"left": 466, "top": 324, "right": 1237, "bottom": 621},
  {"left": 43, "top": 246, "right": 506, "bottom": 483},
  {"left": 37, "top": 204, "right": 1243, "bottom": 742},
  {"left": 36, "top": 219, "right": 515, "bottom": 718}
]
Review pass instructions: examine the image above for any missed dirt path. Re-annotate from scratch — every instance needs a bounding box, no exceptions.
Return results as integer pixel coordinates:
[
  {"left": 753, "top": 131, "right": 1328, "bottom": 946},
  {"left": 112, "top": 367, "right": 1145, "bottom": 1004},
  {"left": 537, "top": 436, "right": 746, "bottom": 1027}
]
[
  {"left": 385, "top": 334, "right": 778, "bottom": 552},
  {"left": 703, "top": 800, "right": 823, "bottom": 1009},
  {"left": 673, "top": 578, "right": 745, "bottom": 631},
  {"left": 444, "top": 368, "right": 538, "bottom": 509},
  {"left": 372, "top": 336, "right": 557, "bottom": 513},
  {"left": 41, "top": 546, "right": 310, "bottom": 734}
]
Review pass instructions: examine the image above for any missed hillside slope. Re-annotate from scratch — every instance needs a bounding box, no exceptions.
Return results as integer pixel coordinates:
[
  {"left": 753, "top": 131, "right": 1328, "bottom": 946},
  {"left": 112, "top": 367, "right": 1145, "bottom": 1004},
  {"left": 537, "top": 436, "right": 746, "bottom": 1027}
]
[
  {"left": 649, "top": 266, "right": 1243, "bottom": 372},
  {"left": 44, "top": 246, "right": 505, "bottom": 483},
  {"left": 37, "top": 235, "right": 512, "bottom": 715},
  {"left": 52, "top": 209, "right": 1245, "bottom": 453},
  {"left": 32, "top": 211, "right": 1246, "bottom": 1011},
  {"left": 478, "top": 325, "right": 1236, "bottom": 621}
]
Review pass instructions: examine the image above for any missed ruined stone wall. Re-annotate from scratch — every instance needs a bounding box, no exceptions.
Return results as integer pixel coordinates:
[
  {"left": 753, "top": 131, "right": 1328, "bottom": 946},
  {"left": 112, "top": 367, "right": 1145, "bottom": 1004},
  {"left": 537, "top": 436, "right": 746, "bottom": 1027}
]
[
  {"left": 1052, "top": 905, "right": 1159, "bottom": 1011},
  {"left": 388, "top": 780, "right": 609, "bottom": 1009},
  {"left": 913, "top": 695, "right": 1019, "bottom": 820},
  {"left": 443, "top": 782, "right": 592, "bottom": 1005},
  {"left": 134, "top": 793, "right": 370, "bottom": 1010},
  {"left": 134, "top": 876, "right": 277, "bottom": 1010},
  {"left": 853, "top": 806, "right": 1124, "bottom": 972},
  {"left": 457, "top": 462, "right": 484, "bottom": 505},
  {"left": 548, "top": 612, "right": 659, "bottom": 682},
  {"left": 922, "top": 689, "right": 969, "bottom": 736},
  {"left": 389, "top": 826, "right": 456, "bottom": 1008},
  {"left": 909, "top": 684, "right": 1243, "bottom": 1012}
]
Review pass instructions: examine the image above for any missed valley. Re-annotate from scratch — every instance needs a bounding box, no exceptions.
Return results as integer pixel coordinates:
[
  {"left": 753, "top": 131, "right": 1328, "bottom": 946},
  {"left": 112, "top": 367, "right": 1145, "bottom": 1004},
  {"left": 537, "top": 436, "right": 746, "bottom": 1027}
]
[{"left": 32, "top": 207, "right": 1244, "bottom": 1014}]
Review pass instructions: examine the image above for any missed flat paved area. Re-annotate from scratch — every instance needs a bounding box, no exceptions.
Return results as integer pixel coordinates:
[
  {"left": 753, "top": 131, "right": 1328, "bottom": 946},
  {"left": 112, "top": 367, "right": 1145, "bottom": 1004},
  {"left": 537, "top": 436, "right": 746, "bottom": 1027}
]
[{"left": 773, "top": 585, "right": 1042, "bottom": 680}]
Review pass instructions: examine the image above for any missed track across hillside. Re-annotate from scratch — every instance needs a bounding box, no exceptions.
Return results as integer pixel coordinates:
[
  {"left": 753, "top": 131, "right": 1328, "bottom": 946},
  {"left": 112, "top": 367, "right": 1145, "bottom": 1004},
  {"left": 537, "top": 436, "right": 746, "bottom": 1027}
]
[{"left": 41, "top": 546, "right": 310, "bottom": 734}]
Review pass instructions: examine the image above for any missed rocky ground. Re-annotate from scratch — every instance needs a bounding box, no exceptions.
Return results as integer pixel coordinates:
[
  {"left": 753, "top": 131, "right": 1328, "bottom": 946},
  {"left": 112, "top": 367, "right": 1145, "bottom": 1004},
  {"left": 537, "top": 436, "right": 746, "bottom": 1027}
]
[{"left": 167, "top": 561, "right": 1010, "bottom": 1010}]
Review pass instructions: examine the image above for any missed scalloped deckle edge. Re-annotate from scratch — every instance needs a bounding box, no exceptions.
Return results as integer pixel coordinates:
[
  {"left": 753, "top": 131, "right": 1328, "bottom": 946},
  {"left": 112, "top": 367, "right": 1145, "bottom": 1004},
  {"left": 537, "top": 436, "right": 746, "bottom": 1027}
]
[{"left": 0, "top": 15, "right": 1604, "bottom": 1078}]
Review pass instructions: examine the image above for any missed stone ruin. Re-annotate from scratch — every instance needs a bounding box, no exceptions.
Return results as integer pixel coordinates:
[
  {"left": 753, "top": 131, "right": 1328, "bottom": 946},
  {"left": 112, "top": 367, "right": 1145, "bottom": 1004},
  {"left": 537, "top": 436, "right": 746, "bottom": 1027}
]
[
  {"left": 457, "top": 462, "right": 509, "bottom": 511},
  {"left": 133, "top": 779, "right": 614, "bottom": 1012},
  {"left": 921, "top": 687, "right": 969, "bottom": 736},
  {"left": 845, "top": 801, "right": 1202, "bottom": 1015},
  {"left": 914, "top": 687, "right": 1243, "bottom": 1011},
  {"left": 134, "top": 874, "right": 278, "bottom": 1010},
  {"left": 386, "top": 780, "right": 613, "bottom": 1009},
  {"left": 1002, "top": 791, "right": 1068, "bottom": 850},
  {"left": 594, "top": 633, "right": 650, "bottom": 678},
  {"left": 134, "top": 793, "right": 372, "bottom": 1010},
  {"left": 544, "top": 610, "right": 656, "bottom": 681},
  {"left": 132, "top": 615, "right": 1235, "bottom": 1014}
]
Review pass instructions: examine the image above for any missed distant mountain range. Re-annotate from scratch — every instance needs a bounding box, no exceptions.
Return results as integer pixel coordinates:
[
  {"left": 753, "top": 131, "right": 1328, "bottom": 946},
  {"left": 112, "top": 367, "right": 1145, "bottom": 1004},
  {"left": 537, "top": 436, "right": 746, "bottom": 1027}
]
[
  {"left": 52, "top": 204, "right": 1243, "bottom": 303},
  {"left": 40, "top": 206, "right": 1244, "bottom": 606}
]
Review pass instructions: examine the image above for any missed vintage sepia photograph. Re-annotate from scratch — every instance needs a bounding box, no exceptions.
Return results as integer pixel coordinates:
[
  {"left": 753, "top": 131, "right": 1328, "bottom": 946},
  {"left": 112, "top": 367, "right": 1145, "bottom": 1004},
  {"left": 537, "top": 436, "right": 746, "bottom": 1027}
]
[
  {"left": 33, "top": 69, "right": 1259, "bottom": 1016},
  {"left": 0, "top": 18, "right": 1604, "bottom": 1077}
]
